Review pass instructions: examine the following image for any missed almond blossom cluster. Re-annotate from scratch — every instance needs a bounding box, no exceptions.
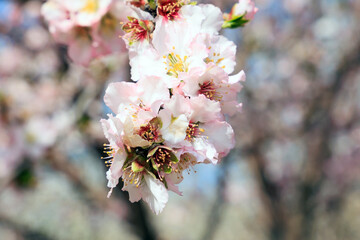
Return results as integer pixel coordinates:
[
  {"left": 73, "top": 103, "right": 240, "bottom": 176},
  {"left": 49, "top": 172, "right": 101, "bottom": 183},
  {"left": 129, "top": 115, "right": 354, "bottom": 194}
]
[
  {"left": 41, "top": 0, "right": 130, "bottom": 65},
  {"left": 42, "top": 0, "right": 257, "bottom": 214}
]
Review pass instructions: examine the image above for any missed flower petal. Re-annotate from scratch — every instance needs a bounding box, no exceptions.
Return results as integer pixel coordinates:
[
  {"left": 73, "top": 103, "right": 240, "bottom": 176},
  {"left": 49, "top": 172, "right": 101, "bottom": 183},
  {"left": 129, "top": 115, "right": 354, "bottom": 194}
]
[{"left": 143, "top": 175, "right": 169, "bottom": 215}]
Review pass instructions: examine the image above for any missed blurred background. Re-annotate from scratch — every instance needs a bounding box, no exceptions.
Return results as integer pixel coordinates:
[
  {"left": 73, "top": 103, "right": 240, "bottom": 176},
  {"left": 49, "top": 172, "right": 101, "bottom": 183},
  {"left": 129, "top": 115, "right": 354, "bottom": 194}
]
[{"left": 0, "top": 0, "right": 360, "bottom": 239}]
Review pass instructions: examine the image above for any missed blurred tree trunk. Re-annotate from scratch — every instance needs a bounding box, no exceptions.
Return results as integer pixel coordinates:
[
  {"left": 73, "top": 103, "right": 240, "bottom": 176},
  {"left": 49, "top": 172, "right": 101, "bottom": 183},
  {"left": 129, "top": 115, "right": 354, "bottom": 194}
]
[{"left": 296, "top": 38, "right": 360, "bottom": 240}]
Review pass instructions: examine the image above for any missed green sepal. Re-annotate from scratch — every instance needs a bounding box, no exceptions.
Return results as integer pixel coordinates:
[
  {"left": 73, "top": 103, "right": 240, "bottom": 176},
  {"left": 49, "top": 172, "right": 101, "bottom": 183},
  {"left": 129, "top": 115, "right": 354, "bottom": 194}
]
[
  {"left": 123, "top": 146, "right": 135, "bottom": 168},
  {"left": 145, "top": 168, "right": 157, "bottom": 179},
  {"left": 170, "top": 114, "right": 177, "bottom": 124},
  {"left": 123, "top": 154, "right": 133, "bottom": 168},
  {"left": 151, "top": 157, "right": 159, "bottom": 171},
  {"left": 162, "top": 164, "right": 172, "bottom": 174},
  {"left": 222, "top": 14, "right": 249, "bottom": 29},
  {"left": 169, "top": 151, "right": 179, "bottom": 163},
  {"left": 148, "top": 0, "right": 156, "bottom": 10},
  {"left": 127, "top": 16, "right": 135, "bottom": 22},
  {"left": 150, "top": 117, "right": 163, "bottom": 130},
  {"left": 138, "top": 20, "right": 147, "bottom": 30},
  {"left": 147, "top": 145, "right": 160, "bottom": 158},
  {"left": 132, "top": 161, "right": 145, "bottom": 173},
  {"left": 163, "top": 178, "right": 169, "bottom": 189}
]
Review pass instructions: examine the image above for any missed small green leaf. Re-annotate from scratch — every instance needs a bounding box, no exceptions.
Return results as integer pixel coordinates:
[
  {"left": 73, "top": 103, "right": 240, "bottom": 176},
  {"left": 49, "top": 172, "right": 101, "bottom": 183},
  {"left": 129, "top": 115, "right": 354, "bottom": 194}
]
[
  {"left": 132, "top": 161, "right": 145, "bottom": 173},
  {"left": 148, "top": 0, "right": 156, "bottom": 10},
  {"left": 147, "top": 145, "right": 160, "bottom": 158},
  {"left": 163, "top": 178, "right": 169, "bottom": 189},
  {"left": 151, "top": 157, "right": 159, "bottom": 171},
  {"left": 145, "top": 168, "right": 157, "bottom": 179},
  {"left": 150, "top": 117, "right": 163, "bottom": 130},
  {"left": 163, "top": 165, "right": 172, "bottom": 174},
  {"left": 169, "top": 151, "right": 179, "bottom": 163},
  {"left": 222, "top": 15, "right": 249, "bottom": 29},
  {"left": 138, "top": 20, "right": 147, "bottom": 30}
]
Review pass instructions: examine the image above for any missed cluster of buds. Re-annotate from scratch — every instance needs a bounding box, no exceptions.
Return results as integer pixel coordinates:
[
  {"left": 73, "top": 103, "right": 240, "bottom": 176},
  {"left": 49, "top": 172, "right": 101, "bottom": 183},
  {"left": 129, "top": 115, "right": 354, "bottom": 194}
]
[{"left": 41, "top": 0, "right": 257, "bottom": 214}]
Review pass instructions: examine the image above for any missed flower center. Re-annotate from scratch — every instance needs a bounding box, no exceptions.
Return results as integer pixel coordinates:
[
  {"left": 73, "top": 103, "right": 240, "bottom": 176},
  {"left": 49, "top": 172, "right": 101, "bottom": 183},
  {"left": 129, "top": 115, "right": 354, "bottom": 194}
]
[
  {"left": 205, "top": 52, "right": 226, "bottom": 69},
  {"left": 186, "top": 122, "right": 204, "bottom": 141},
  {"left": 138, "top": 123, "right": 159, "bottom": 142},
  {"left": 158, "top": 0, "right": 181, "bottom": 20},
  {"left": 150, "top": 147, "right": 175, "bottom": 174},
  {"left": 164, "top": 51, "right": 188, "bottom": 77},
  {"left": 147, "top": 146, "right": 178, "bottom": 174},
  {"left": 122, "top": 164, "right": 144, "bottom": 187},
  {"left": 122, "top": 17, "right": 154, "bottom": 42},
  {"left": 82, "top": 0, "right": 98, "bottom": 13},
  {"left": 198, "top": 80, "right": 222, "bottom": 101}
]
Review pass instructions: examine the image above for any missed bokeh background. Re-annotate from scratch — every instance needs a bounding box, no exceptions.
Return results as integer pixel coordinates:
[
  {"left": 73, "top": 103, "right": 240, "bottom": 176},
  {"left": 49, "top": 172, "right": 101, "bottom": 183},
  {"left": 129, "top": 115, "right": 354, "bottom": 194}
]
[{"left": 1, "top": 0, "right": 360, "bottom": 239}]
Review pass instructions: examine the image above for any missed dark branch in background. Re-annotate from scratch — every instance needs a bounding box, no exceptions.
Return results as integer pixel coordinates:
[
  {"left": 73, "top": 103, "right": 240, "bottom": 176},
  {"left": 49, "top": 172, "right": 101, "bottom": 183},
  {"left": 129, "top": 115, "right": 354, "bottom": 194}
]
[
  {"left": 248, "top": 143, "right": 286, "bottom": 240},
  {"left": 0, "top": 213, "right": 54, "bottom": 240},
  {"left": 241, "top": 89, "right": 287, "bottom": 240},
  {"left": 45, "top": 143, "right": 157, "bottom": 240},
  {"left": 298, "top": 40, "right": 360, "bottom": 240},
  {"left": 114, "top": 185, "right": 157, "bottom": 240},
  {"left": 201, "top": 151, "right": 233, "bottom": 240},
  {"left": 46, "top": 148, "right": 119, "bottom": 211},
  {"left": 93, "top": 143, "right": 158, "bottom": 240}
]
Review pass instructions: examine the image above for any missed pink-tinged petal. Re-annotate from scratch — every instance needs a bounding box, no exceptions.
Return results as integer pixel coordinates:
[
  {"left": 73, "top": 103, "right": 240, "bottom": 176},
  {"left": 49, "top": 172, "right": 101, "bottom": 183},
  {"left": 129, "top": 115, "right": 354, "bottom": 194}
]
[
  {"left": 137, "top": 76, "right": 170, "bottom": 111},
  {"left": 188, "top": 34, "right": 209, "bottom": 63},
  {"left": 100, "top": 118, "right": 115, "bottom": 146},
  {"left": 106, "top": 150, "right": 126, "bottom": 189},
  {"left": 197, "top": 4, "right": 223, "bottom": 34},
  {"left": 229, "top": 70, "right": 246, "bottom": 84},
  {"left": 100, "top": 115, "right": 123, "bottom": 147},
  {"left": 104, "top": 82, "right": 139, "bottom": 114},
  {"left": 178, "top": 5, "right": 204, "bottom": 35},
  {"left": 106, "top": 149, "right": 127, "bottom": 197},
  {"left": 75, "top": 0, "right": 112, "bottom": 27},
  {"left": 143, "top": 175, "right": 169, "bottom": 215},
  {"left": 151, "top": 17, "right": 169, "bottom": 55},
  {"left": 129, "top": 47, "right": 164, "bottom": 82},
  {"left": 111, "top": 2, "right": 152, "bottom": 22},
  {"left": 135, "top": 109, "right": 157, "bottom": 126},
  {"left": 165, "top": 173, "right": 183, "bottom": 196},
  {"left": 192, "top": 138, "right": 218, "bottom": 164},
  {"left": 153, "top": 14, "right": 203, "bottom": 57},
  {"left": 205, "top": 35, "right": 236, "bottom": 74},
  {"left": 180, "top": 68, "right": 205, "bottom": 96},
  {"left": 162, "top": 94, "right": 191, "bottom": 118},
  {"left": 203, "top": 120, "right": 235, "bottom": 156},
  {"left": 189, "top": 95, "right": 222, "bottom": 122},
  {"left": 122, "top": 183, "right": 143, "bottom": 202},
  {"left": 182, "top": 63, "right": 227, "bottom": 98}
]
